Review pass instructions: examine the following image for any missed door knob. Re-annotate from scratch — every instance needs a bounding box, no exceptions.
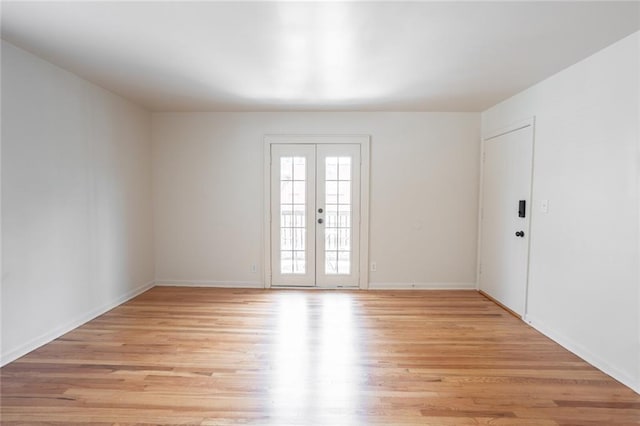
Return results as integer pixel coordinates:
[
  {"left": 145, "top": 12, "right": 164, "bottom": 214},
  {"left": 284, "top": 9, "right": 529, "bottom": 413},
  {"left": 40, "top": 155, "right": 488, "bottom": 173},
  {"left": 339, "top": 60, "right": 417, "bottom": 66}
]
[
  {"left": 515, "top": 231, "right": 525, "bottom": 237},
  {"left": 318, "top": 218, "right": 324, "bottom": 224}
]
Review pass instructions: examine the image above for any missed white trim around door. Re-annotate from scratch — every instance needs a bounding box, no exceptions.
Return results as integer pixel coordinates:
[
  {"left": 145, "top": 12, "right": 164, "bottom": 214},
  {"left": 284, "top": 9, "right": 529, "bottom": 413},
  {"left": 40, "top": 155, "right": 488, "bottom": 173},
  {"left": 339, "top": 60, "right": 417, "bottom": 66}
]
[
  {"left": 477, "top": 117, "right": 535, "bottom": 318},
  {"left": 263, "top": 135, "right": 371, "bottom": 289}
]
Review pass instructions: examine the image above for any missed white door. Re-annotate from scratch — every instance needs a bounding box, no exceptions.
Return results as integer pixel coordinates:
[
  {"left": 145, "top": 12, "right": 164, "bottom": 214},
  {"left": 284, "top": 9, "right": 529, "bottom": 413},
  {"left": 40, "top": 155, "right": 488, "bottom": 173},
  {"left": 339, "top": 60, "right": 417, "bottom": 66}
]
[
  {"left": 479, "top": 124, "right": 534, "bottom": 316},
  {"left": 270, "top": 144, "right": 316, "bottom": 286},
  {"left": 271, "top": 144, "right": 360, "bottom": 287}
]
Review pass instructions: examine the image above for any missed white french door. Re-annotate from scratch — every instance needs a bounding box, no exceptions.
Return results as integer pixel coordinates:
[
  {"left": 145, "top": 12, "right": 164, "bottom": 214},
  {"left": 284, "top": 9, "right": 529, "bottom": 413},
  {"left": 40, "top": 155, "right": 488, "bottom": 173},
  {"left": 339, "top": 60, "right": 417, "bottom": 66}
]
[
  {"left": 316, "top": 144, "right": 361, "bottom": 287},
  {"left": 270, "top": 143, "right": 361, "bottom": 287},
  {"left": 270, "top": 144, "right": 316, "bottom": 287}
]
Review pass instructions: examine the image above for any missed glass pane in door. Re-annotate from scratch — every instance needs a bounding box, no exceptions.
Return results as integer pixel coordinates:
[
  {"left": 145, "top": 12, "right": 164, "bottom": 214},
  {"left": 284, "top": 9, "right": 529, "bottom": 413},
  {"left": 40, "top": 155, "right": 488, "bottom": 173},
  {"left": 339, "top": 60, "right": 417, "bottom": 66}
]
[
  {"left": 280, "top": 156, "right": 306, "bottom": 274},
  {"left": 324, "top": 156, "right": 351, "bottom": 274}
]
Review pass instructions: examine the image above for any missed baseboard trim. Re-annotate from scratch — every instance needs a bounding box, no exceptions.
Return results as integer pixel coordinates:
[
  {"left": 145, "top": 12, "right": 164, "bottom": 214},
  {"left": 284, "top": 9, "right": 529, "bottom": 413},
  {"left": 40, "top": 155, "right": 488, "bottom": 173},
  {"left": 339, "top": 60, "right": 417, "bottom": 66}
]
[
  {"left": 0, "top": 280, "right": 156, "bottom": 367},
  {"left": 524, "top": 314, "right": 639, "bottom": 394},
  {"left": 155, "top": 280, "right": 264, "bottom": 288},
  {"left": 478, "top": 290, "right": 521, "bottom": 319},
  {"left": 368, "top": 282, "right": 476, "bottom": 290}
]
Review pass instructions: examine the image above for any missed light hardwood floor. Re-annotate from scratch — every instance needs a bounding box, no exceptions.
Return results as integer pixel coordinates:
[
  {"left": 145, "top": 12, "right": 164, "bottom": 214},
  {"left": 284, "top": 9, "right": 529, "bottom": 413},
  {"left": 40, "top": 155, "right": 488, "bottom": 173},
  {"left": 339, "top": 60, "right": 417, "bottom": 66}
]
[{"left": 1, "top": 287, "right": 639, "bottom": 425}]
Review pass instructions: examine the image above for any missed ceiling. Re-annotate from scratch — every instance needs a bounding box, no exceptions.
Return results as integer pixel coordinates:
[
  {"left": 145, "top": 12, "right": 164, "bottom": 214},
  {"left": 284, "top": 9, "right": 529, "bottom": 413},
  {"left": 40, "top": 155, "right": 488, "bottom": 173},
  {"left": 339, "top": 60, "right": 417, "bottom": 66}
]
[{"left": 2, "top": 1, "right": 639, "bottom": 112}]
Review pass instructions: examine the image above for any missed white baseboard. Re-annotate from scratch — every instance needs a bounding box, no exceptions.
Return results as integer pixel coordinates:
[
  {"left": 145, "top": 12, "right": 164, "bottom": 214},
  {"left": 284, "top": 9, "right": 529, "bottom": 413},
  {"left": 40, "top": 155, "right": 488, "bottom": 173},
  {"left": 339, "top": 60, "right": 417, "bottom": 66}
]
[
  {"left": 524, "top": 314, "right": 639, "bottom": 394},
  {"left": 1, "top": 280, "right": 155, "bottom": 367},
  {"left": 157, "top": 281, "right": 475, "bottom": 291},
  {"left": 155, "top": 280, "right": 264, "bottom": 288},
  {"left": 368, "top": 282, "right": 476, "bottom": 290}
]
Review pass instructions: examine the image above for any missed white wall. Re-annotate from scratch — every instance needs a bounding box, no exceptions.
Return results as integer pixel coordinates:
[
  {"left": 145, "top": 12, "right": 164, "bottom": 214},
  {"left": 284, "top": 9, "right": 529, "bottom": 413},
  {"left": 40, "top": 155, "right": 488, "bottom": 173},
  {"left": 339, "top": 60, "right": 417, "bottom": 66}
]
[
  {"left": 152, "top": 112, "right": 480, "bottom": 289},
  {"left": 1, "top": 41, "right": 155, "bottom": 364},
  {"left": 482, "top": 32, "right": 640, "bottom": 392}
]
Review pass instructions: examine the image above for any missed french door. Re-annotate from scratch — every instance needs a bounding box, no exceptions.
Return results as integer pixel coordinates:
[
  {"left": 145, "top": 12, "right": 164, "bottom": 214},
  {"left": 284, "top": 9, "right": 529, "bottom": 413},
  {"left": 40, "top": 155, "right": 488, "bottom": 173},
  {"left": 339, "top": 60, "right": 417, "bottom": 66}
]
[{"left": 270, "top": 144, "right": 361, "bottom": 287}]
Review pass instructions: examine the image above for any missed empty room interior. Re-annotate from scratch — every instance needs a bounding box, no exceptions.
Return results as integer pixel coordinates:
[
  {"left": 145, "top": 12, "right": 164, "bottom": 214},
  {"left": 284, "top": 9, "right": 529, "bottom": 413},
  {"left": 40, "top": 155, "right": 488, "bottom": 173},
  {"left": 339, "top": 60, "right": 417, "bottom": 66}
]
[{"left": 1, "top": 1, "right": 640, "bottom": 424}]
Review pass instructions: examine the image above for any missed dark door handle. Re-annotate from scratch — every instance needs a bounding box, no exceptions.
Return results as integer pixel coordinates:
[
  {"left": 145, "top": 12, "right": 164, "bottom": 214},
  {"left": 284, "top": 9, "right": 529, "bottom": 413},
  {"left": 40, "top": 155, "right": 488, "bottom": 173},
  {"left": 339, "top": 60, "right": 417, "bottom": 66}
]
[
  {"left": 515, "top": 231, "right": 525, "bottom": 237},
  {"left": 318, "top": 208, "right": 323, "bottom": 213},
  {"left": 318, "top": 218, "right": 323, "bottom": 224}
]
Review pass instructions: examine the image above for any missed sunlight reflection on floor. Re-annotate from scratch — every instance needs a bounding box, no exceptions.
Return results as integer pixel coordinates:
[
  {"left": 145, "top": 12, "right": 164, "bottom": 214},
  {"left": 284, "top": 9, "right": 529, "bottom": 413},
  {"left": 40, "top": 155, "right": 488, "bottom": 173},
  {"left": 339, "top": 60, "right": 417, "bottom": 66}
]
[{"left": 268, "top": 291, "right": 362, "bottom": 424}]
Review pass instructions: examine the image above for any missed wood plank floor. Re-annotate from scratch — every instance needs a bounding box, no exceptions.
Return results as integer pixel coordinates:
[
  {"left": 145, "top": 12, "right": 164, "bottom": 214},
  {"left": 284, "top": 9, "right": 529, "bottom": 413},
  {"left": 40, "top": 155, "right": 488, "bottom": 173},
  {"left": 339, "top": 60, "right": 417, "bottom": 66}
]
[{"left": 2, "top": 287, "right": 639, "bottom": 425}]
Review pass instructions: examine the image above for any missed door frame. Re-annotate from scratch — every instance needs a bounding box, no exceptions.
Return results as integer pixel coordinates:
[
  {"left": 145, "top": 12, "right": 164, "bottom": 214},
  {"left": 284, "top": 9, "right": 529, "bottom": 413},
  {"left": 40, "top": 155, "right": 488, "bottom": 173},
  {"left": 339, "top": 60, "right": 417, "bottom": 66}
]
[
  {"left": 263, "top": 135, "right": 371, "bottom": 289},
  {"left": 476, "top": 117, "right": 536, "bottom": 320}
]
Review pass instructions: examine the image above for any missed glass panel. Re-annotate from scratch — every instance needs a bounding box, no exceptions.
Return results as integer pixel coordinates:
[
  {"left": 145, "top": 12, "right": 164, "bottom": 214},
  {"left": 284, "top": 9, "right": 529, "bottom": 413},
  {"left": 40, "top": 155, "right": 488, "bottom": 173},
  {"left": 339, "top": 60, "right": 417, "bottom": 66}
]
[
  {"left": 281, "top": 181, "right": 293, "bottom": 204},
  {"left": 338, "top": 205, "right": 351, "bottom": 228},
  {"left": 280, "top": 155, "right": 306, "bottom": 275},
  {"left": 293, "top": 228, "right": 305, "bottom": 250},
  {"left": 326, "top": 157, "right": 338, "bottom": 180},
  {"left": 338, "top": 157, "right": 351, "bottom": 180},
  {"left": 326, "top": 181, "right": 338, "bottom": 205},
  {"left": 326, "top": 204, "right": 338, "bottom": 227},
  {"left": 293, "top": 204, "right": 305, "bottom": 227},
  {"left": 281, "top": 251, "right": 293, "bottom": 274},
  {"left": 325, "top": 251, "right": 338, "bottom": 275},
  {"left": 293, "top": 181, "right": 305, "bottom": 204},
  {"left": 293, "top": 157, "right": 306, "bottom": 180},
  {"left": 338, "top": 251, "right": 350, "bottom": 274},
  {"left": 323, "top": 156, "right": 353, "bottom": 276},
  {"left": 281, "top": 157, "right": 293, "bottom": 181},
  {"left": 280, "top": 205, "right": 292, "bottom": 228},
  {"left": 325, "top": 228, "right": 338, "bottom": 251},
  {"left": 293, "top": 251, "right": 306, "bottom": 274},
  {"left": 338, "top": 181, "right": 351, "bottom": 204},
  {"left": 281, "top": 228, "right": 292, "bottom": 251},
  {"left": 338, "top": 228, "right": 350, "bottom": 251}
]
